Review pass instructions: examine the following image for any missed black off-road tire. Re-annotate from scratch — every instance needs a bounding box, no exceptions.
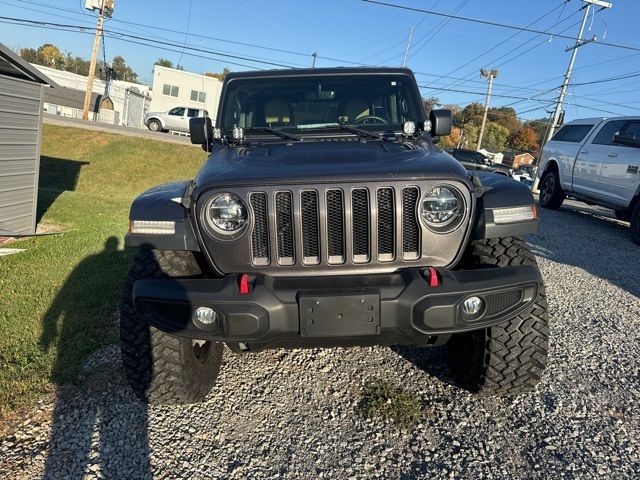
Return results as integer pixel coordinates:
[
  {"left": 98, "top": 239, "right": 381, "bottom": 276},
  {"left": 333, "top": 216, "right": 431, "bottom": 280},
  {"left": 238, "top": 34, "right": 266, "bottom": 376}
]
[
  {"left": 631, "top": 201, "right": 640, "bottom": 245},
  {"left": 448, "top": 237, "right": 550, "bottom": 396},
  {"left": 120, "top": 248, "right": 223, "bottom": 404},
  {"left": 539, "top": 169, "right": 564, "bottom": 210}
]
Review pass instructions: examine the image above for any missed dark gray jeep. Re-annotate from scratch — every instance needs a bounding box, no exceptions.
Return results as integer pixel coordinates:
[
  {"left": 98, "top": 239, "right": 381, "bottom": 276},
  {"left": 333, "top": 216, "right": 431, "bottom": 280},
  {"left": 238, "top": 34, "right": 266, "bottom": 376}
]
[{"left": 121, "top": 67, "right": 549, "bottom": 404}]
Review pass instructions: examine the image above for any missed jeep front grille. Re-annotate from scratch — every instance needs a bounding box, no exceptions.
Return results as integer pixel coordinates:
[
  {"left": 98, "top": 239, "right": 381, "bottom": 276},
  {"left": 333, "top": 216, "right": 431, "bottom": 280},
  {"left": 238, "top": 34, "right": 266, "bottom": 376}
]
[
  {"left": 199, "top": 181, "right": 472, "bottom": 275},
  {"left": 248, "top": 185, "right": 424, "bottom": 267}
]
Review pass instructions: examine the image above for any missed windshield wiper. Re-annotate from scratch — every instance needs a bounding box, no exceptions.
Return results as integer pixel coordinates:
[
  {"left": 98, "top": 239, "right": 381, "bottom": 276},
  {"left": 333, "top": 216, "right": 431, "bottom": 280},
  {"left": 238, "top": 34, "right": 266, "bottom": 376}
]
[
  {"left": 339, "top": 124, "right": 392, "bottom": 142},
  {"left": 248, "top": 127, "right": 301, "bottom": 141}
]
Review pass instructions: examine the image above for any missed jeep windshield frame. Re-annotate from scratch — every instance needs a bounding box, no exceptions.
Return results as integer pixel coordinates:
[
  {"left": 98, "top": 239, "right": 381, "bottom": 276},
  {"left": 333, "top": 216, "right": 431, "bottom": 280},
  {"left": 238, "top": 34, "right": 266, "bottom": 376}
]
[{"left": 218, "top": 71, "right": 424, "bottom": 139}]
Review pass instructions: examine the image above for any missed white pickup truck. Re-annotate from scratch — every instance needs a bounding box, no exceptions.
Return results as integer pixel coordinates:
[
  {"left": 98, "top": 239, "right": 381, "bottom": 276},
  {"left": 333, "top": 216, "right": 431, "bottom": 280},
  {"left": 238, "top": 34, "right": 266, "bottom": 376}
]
[{"left": 537, "top": 116, "right": 640, "bottom": 244}]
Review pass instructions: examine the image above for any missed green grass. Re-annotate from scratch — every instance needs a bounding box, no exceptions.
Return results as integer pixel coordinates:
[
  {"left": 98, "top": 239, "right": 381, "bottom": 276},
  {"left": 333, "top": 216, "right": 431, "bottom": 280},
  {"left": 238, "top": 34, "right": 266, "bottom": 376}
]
[
  {"left": 0, "top": 125, "right": 205, "bottom": 418},
  {"left": 358, "top": 379, "right": 423, "bottom": 429}
]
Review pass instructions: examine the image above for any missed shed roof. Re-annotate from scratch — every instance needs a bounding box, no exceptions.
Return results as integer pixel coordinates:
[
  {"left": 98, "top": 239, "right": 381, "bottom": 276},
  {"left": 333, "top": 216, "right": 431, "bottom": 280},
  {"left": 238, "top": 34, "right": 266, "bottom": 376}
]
[{"left": 0, "top": 43, "right": 58, "bottom": 87}]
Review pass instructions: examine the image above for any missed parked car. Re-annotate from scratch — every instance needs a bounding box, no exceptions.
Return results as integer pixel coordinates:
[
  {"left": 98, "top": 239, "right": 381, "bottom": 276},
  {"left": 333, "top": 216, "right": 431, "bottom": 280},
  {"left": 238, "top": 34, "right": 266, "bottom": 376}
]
[
  {"left": 537, "top": 117, "right": 640, "bottom": 244},
  {"left": 449, "top": 148, "right": 513, "bottom": 177},
  {"left": 122, "top": 67, "right": 548, "bottom": 405},
  {"left": 512, "top": 169, "right": 533, "bottom": 187},
  {"left": 144, "top": 107, "right": 208, "bottom": 133}
]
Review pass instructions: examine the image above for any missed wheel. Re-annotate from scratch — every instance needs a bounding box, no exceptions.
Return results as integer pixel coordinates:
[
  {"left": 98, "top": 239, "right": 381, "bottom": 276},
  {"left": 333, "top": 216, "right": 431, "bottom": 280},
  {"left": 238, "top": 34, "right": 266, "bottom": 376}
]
[
  {"left": 448, "top": 237, "right": 550, "bottom": 396},
  {"left": 147, "top": 119, "right": 161, "bottom": 132},
  {"left": 120, "top": 248, "right": 223, "bottom": 404},
  {"left": 631, "top": 201, "right": 640, "bottom": 245},
  {"left": 538, "top": 169, "right": 564, "bottom": 209},
  {"left": 614, "top": 209, "right": 630, "bottom": 222}
]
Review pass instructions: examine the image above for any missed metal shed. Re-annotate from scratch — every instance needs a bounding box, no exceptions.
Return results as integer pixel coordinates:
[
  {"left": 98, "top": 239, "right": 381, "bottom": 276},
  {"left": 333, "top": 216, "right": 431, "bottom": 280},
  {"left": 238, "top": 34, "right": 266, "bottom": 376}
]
[{"left": 0, "top": 43, "right": 57, "bottom": 235}]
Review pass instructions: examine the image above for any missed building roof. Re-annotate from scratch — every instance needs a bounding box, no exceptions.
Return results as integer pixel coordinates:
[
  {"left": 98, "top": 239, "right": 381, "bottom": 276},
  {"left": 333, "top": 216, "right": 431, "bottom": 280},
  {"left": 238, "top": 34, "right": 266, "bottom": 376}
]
[{"left": 0, "top": 43, "right": 58, "bottom": 87}]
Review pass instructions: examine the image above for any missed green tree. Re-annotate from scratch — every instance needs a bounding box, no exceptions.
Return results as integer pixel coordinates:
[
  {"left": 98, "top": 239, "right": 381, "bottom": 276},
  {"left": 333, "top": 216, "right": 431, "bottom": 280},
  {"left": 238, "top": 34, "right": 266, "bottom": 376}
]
[
  {"left": 453, "top": 102, "right": 484, "bottom": 128},
  {"left": 63, "top": 53, "right": 90, "bottom": 76},
  {"left": 19, "top": 47, "right": 38, "bottom": 64},
  {"left": 154, "top": 58, "right": 183, "bottom": 71},
  {"left": 460, "top": 124, "right": 479, "bottom": 150},
  {"left": 481, "top": 121, "right": 510, "bottom": 152},
  {"left": 111, "top": 55, "right": 138, "bottom": 82}
]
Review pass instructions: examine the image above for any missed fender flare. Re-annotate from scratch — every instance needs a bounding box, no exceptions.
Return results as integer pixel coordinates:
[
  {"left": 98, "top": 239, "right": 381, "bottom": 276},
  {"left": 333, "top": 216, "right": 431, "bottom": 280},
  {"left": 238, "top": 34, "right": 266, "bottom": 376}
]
[
  {"left": 470, "top": 172, "right": 539, "bottom": 239},
  {"left": 125, "top": 180, "right": 200, "bottom": 251}
]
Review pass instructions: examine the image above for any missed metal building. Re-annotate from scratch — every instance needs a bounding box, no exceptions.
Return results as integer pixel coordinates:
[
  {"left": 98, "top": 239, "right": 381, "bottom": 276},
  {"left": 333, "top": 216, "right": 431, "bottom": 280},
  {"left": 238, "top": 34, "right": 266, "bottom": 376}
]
[{"left": 0, "top": 44, "right": 56, "bottom": 235}]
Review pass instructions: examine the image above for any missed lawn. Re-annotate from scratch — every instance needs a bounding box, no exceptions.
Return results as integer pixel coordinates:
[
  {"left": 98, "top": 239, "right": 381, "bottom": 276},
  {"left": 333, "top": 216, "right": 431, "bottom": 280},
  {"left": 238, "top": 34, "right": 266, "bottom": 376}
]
[{"left": 0, "top": 125, "right": 205, "bottom": 418}]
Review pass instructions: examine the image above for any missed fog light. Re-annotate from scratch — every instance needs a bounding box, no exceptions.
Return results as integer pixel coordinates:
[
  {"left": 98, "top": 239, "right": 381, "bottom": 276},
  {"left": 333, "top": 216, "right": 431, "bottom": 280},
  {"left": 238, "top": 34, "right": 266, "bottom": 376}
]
[
  {"left": 462, "top": 296, "right": 483, "bottom": 316},
  {"left": 193, "top": 306, "right": 218, "bottom": 326}
]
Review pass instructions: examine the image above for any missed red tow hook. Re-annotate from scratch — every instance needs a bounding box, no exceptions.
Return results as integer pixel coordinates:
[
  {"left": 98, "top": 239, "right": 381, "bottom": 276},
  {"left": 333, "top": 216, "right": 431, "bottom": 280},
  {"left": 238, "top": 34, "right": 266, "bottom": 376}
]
[
  {"left": 239, "top": 273, "right": 250, "bottom": 295},
  {"left": 427, "top": 267, "right": 440, "bottom": 287}
]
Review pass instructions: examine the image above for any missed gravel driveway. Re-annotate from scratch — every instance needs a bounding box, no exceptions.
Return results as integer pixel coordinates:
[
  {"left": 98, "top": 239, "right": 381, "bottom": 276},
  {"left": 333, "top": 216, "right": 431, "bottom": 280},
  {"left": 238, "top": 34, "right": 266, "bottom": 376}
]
[{"left": 1, "top": 199, "right": 638, "bottom": 479}]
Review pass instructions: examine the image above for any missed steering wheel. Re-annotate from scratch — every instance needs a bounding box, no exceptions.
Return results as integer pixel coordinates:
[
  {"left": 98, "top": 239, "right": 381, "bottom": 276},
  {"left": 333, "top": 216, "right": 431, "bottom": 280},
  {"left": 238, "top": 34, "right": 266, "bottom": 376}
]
[{"left": 354, "top": 115, "right": 389, "bottom": 125}]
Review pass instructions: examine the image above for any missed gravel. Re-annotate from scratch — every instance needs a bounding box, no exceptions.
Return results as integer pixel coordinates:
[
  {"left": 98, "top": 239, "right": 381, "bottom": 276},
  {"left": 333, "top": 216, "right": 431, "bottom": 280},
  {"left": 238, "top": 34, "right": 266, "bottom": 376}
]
[{"left": 1, "top": 199, "right": 639, "bottom": 479}]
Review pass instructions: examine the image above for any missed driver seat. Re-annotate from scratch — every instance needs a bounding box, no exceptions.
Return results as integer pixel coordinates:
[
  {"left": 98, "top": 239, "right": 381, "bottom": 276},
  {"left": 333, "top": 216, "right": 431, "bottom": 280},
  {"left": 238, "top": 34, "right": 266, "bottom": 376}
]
[
  {"left": 264, "top": 99, "right": 291, "bottom": 126},
  {"left": 342, "top": 98, "right": 370, "bottom": 124}
]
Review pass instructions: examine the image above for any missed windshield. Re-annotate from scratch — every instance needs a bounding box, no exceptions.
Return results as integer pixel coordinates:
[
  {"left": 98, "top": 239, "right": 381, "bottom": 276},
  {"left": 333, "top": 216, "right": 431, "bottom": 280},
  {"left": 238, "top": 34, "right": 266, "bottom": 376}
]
[{"left": 221, "top": 74, "right": 421, "bottom": 133}]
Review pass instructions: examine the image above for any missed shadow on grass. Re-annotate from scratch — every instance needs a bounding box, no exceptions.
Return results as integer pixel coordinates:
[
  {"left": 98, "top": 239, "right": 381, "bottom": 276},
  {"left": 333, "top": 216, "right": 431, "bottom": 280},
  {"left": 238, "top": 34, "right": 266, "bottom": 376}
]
[
  {"left": 39, "top": 237, "right": 151, "bottom": 479},
  {"left": 37, "top": 156, "right": 88, "bottom": 224}
]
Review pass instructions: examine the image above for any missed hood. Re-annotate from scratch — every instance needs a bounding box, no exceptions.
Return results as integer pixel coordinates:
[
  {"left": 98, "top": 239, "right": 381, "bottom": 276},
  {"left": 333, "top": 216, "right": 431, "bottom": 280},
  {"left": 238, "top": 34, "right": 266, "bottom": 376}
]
[{"left": 193, "top": 140, "right": 469, "bottom": 194}]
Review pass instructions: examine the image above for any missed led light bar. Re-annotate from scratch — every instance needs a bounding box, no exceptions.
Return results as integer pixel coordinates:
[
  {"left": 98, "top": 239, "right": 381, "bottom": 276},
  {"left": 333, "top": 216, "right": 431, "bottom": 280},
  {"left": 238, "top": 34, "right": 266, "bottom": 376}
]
[
  {"left": 129, "top": 220, "right": 175, "bottom": 235},
  {"left": 493, "top": 206, "right": 536, "bottom": 224}
]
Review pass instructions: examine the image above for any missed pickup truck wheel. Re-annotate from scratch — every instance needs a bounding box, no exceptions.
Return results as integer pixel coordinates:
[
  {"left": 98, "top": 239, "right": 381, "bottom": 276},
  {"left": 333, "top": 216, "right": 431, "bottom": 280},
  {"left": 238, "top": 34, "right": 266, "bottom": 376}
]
[
  {"left": 539, "top": 170, "right": 564, "bottom": 209},
  {"left": 631, "top": 202, "right": 640, "bottom": 245},
  {"left": 448, "top": 237, "right": 550, "bottom": 395},
  {"left": 147, "top": 119, "right": 161, "bottom": 132},
  {"left": 120, "top": 249, "right": 223, "bottom": 404}
]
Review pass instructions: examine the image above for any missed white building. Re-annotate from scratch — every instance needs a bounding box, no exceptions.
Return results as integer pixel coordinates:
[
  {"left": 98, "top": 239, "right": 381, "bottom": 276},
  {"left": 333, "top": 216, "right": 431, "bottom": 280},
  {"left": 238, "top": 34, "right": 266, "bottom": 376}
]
[
  {"left": 149, "top": 65, "right": 223, "bottom": 120},
  {"left": 32, "top": 64, "right": 151, "bottom": 129}
]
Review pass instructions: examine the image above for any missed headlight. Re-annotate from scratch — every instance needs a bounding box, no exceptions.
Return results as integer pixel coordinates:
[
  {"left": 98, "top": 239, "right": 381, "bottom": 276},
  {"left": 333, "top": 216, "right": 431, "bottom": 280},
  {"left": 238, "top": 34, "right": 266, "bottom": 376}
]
[
  {"left": 421, "top": 186, "right": 461, "bottom": 226},
  {"left": 206, "top": 193, "right": 247, "bottom": 233}
]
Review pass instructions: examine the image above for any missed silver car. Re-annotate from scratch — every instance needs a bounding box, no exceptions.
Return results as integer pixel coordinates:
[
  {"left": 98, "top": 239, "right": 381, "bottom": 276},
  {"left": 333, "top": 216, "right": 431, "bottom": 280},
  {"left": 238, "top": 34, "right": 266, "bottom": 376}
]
[{"left": 144, "top": 107, "right": 208, "bottom": 133}]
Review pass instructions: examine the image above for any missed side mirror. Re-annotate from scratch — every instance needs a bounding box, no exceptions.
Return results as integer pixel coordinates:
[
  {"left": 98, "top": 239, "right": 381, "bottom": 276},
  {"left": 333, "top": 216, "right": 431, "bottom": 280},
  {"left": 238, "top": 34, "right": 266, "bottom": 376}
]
[
  {"left": 189, "top": 117, "right": 213, "bottom": 151},
  {"left": 429, "top": 109, "right": 452, "bottom": 137},
  {"left": 613, "top": 132, "right": 640, "bottom": 148}
]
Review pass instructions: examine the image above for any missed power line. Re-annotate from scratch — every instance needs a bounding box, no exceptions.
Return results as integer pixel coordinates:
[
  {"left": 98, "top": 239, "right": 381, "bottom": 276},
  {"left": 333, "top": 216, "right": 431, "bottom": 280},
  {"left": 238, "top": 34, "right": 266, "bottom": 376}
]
[
  {"left": 417, "top": 84, "right": 557, "bottom": 103},
  {"left": 361, "top": 0, "right": 640, "bottom": 52},
  {"left": 571, "top": 70, "right": 640, "bottom": 86},
  {"left": 176, "top": 0, "right": 193, "bottom": 68}
]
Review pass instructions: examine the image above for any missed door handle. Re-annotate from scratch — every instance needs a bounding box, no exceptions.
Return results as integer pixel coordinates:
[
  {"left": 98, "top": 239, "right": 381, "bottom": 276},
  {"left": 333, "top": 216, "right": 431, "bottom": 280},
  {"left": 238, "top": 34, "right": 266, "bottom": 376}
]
[
  {"left": 581, "top": 150, "right": 589, "bottom": 154},
  {"left": 608, "top": 153, "right": 618, "bottom": 157}
]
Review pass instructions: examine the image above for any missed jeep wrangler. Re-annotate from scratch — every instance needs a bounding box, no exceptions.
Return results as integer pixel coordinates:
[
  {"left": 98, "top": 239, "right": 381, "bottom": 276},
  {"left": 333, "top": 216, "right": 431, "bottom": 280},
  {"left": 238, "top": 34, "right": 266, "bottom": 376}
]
[{"left": 121, "top": 68, "right": 549, "bottom": 404}]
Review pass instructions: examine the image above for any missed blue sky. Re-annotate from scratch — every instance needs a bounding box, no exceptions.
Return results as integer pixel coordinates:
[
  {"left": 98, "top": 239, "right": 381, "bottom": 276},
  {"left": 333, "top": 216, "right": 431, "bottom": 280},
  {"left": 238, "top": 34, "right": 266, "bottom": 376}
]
[{"left": 1, "top": 0, "right": 639, "bottom": 121}]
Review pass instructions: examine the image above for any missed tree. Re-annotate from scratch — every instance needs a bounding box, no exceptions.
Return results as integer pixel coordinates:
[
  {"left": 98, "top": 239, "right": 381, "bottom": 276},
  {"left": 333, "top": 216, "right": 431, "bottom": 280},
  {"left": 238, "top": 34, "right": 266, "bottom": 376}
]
[
  {"left": 111, "top": 55, "right": 138, "bottom": 82},
  {"left": 154, "top": 58, "right": 183, "bottom": 70},
  {"left": 19, "top": 47, "right": 38, "bottom": 64},
  {"left": 205, "top": 67, "right": 230, "bottom": 81},
  {"left": 64, "top": 53, "right": 91, "bottom": 76},
  {"left": 481, "top": 121, "right": 510, "bottom": 152},
  {"left": 459, "top": 124, "right": 479, "bottom": 150},
  {"left": 509, "top": 126, "right": 539, "bottom": 152},
  {"left": 38, "top": 44, "right": 65, "bottom": 68},
  {"left": 488, "top": 106, "right": 521, "bottom": 136},
  {"left": 422, "top": 96, "right": 440, "bottom": 113},
  {"left": 439, "top": 126, "right": 462, "bottom": 150},
  {"left": 453, "top": 102, "right": 484, "bottom": 128},
  {"left": 523, "top": 118, "right": 550, "bottom": 147}
]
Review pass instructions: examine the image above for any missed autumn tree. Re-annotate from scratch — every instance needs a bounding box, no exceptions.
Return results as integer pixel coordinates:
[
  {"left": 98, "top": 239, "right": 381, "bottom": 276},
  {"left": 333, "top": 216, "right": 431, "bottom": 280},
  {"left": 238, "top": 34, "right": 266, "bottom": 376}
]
[
  {"left": 20, "top": 44, "right": 64, "bottom": 68},
  {"left": 438, "top": 126, "right": 462, "bottom": 150},
  {"left": 205, "top": 67, "right": 231, "bottom": 81},
  {"left": 488, "top": 106, "right": 521, "bottom": 136},
  {"left": 509, "top": 126, "right": 539, "bottom": 152},
  {"left": 452, "top": 102, "right": 484, "bottom": 128},
  {"left": 523, "top": 118, "right": 550, "bottom": 147}
]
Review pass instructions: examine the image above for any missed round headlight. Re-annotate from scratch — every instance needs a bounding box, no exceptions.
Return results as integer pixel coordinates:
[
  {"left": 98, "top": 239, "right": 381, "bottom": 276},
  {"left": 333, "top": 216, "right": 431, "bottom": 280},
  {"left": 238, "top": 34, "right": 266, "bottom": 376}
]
[
  {"left": 421, "top": 186, "right": 460, "bottom": 225},
  {"left": 207, "top": 193, "right": 247, "bottom": 233}
]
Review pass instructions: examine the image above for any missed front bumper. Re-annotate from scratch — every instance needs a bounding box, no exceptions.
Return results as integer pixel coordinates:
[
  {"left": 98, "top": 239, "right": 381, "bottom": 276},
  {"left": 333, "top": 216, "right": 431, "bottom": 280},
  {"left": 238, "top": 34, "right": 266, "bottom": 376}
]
[{"left": 132, "top": 266, "right": 541, "bottom": 351}]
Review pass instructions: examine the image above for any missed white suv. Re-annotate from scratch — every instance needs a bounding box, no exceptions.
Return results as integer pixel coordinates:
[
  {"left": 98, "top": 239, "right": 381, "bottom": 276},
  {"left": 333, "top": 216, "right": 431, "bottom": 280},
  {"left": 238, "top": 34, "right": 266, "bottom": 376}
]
[
  {"left": 537, "top": 117, "right": 640, "bottom": 244},
  {"left": 144, "top": 107, "right": 208, "bottom": 133}
]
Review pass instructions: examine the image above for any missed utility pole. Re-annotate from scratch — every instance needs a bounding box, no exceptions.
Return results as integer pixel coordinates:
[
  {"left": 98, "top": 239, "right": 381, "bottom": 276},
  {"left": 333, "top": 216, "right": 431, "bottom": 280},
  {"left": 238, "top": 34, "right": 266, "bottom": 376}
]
[
  {"left": 311, "top": 52, "right": 317, "bottom": 68},
  {"left": 402, "top": 26, "right": 414, "bottom": 66},
  {"left": 82, "top": 5, "right": 105, "bottom": 120},
  {"left": 477, "top": 68, "right": 498, "bottom": 151},
  {"left": 545, "top": 0, "right": 612, "bottom": 142}
]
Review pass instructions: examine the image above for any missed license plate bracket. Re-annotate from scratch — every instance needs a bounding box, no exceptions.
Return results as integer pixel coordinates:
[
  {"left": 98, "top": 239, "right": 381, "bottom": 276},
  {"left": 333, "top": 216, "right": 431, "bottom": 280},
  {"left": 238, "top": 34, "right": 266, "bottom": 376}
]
[{"left": 299, "top": 293, "right": 381, "bottom": 337}]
